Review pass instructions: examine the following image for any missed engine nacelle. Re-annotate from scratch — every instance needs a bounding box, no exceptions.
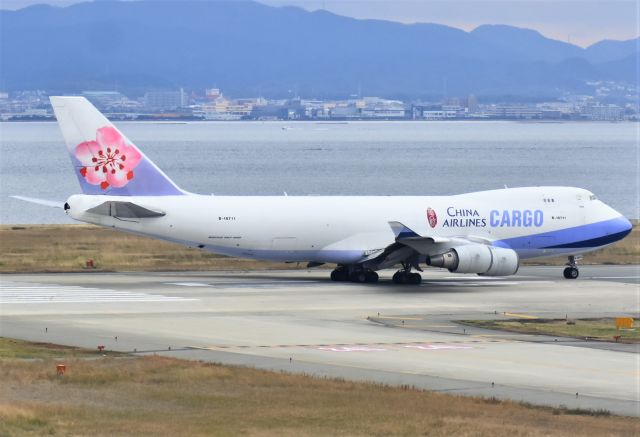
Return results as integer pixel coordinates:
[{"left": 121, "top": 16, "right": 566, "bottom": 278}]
[{"left": 426, "top": 245, "right": 519, "bottom": 276}]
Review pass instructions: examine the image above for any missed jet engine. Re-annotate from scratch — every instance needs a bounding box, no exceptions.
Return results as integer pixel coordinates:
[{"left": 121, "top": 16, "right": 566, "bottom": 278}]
[{"left": 426, "top": 245, "right": 519, "bottom": 276}]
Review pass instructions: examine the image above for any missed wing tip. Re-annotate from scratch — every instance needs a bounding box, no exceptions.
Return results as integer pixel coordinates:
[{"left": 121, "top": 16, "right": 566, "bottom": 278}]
[{"left": 388, "top": 221, "right": 420, "bottom": 239}]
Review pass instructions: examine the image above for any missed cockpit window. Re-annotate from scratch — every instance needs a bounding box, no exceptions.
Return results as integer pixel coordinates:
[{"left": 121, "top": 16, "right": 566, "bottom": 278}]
[{"left": 589, "top": 195, "right": 597, "bottom": 200}]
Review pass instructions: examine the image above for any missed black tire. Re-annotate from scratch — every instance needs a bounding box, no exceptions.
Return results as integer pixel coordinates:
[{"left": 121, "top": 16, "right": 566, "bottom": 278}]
[
  {"left": 410, "top": 273, "right": 422, "bottom": 285},
  {"left": 563, "top": 267, "right": 579, "bottom": 279},
  {"left": 366, "top": 271, "right": 379, "bottom": 283},
  {"left": 398, "top": 273, "right": 408, "bottom": 284},
  {"left": 331, "top": 268, "right": 348, "bottom": 282},
  {"left": 351, "top": 271, "right": 367, "bottom": 283},
  {"left": 392, "top": 272, "right": 402, "bottom": 284}
]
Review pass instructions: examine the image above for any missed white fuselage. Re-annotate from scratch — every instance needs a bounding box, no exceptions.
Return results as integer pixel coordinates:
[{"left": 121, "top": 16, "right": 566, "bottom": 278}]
[{"left": 65, "top": 186, "right": 631, "bottom": 266}]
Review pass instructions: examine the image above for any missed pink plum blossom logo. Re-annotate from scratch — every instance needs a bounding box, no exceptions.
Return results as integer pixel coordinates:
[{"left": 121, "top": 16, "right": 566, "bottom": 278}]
[
  {"left": 427, "top": 207, "right": 437, "bottom": 228},
  {"left": 75, "top": 126, "right": 142, "bottom": 191}
]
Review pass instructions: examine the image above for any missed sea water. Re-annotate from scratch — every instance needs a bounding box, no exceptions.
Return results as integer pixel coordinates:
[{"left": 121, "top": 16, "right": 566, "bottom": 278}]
[{"left": 0, "top": 120, "right": 637, "bottom": 223}]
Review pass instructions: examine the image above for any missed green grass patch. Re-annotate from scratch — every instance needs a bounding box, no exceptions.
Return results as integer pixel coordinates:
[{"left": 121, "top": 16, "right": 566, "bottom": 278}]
[
  {"left": 460, "top": 318, "right": 639, "bottom": 343},
  {"left": 0, "top": 337, "right": 120, "bottom": 360}
]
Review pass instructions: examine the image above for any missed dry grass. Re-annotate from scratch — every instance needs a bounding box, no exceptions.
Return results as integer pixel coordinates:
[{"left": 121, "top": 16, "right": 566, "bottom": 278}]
[
  {"left": 0, "top": 225, "right": 305, "bottom": 273},
  {"left": 0, "top": 338, "right": 122, "bottom": 360},
  {"left": 1, "top": 343, "right": 638, "bottom": 436},
  {"left": 460, "top": 318, "right": 640, "bottom": 343},
  {"left": 0, "top": 222, "right": 636, "bottom": 273}
]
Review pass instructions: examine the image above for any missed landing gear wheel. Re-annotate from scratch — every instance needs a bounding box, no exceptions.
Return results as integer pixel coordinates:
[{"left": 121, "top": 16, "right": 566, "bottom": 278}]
[
  {"left": 366, "top": 271, "right": 379, "bottom": 283},
  {"left": 563, "top": 267, "right": 579, "bottom": 279},
  {"left": 392, "top": 271, "right": 406, "bottom": 284},
  {"left": 392, "top": 271, "right": 421, "bottom": 285},
  {"left": 409, "top": 273, "right": 422, "bottom": 285},
  {"left": 563, "top": 256, "right": 579, "bottom": 280},
  {"left": 330, "top": 267, "right": 349, "bottom": 282},
  {"left": 350, "top": 271, "right": 368, "bottom": 283}
]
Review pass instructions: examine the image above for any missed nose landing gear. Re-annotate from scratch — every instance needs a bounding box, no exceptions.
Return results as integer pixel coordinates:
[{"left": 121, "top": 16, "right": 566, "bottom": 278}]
[{"left": 563, "top": 255, "right": 580, "bottom": 279}]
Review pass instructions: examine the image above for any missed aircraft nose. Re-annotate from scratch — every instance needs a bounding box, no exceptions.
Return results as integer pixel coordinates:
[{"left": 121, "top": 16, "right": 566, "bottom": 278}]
[{"left": 619, "top": 215, "right": 633, "bottom": 236}]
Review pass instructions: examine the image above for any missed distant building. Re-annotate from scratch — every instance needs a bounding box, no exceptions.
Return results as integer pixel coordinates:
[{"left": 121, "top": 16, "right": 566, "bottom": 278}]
[
  {"left": 205, "top": 88, "right": 221, "bottom": 100},
  {"left": 422, "top": 110, "right": 459, "bottom": 120},
  {"left": 144, "top": 89, "right": 188, "bottom": 111},
  {"left": 360, "top": 97, "right": 405, "bottom": 118},
  {"left": 485, "top": 104, "right": 542, "bottom": 119},
  {"left": 194, "top": 96, "right": 254, "bottom": 120},
  {"left": 587, "top": 104, "right": 624, "bottom": 121},
  {"left": 81, "top": 91, "right": 127, "bottom": 109},
  {"left": 330, "top": 105, "right": 360, "bottom": 119},
  {"left": 467, "top": 95, "right": 478, "bottom": 113}
]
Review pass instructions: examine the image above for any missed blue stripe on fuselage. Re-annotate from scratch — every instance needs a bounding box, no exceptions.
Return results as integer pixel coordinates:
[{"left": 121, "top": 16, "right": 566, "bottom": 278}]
[{"left": 494, "top": 216, "right": 632, "bottom": 251}]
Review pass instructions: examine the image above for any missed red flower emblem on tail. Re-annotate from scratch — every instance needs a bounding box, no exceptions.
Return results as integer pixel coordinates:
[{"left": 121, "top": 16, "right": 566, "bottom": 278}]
[
  {"left": 427, "top": 208, "right": 438, "bottom": 228},
  {"left": 75, "top": 127, "right": 142, "bottom": 190}
]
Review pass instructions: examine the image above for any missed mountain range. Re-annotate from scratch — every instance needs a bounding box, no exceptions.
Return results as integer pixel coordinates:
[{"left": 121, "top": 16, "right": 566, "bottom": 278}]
[{"left": 0, "top": 0, "right": 637, "bottom": 98}]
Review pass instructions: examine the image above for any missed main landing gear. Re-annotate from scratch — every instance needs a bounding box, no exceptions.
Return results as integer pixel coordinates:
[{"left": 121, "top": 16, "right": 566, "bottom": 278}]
[
  {"left": 330, "top": 265, "right": 379, "bottom": 283},
  {"left": 392, "top": 261, "right": 422, "bottom": 285},
  {"left": 330, "top": 262, "right": 422, "bottom": 285},
  {"left": 563, "top": 255, "right": 579, "bottom": 279}
]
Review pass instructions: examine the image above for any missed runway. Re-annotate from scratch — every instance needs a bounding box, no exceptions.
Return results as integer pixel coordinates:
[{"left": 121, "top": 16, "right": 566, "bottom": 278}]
[{"left": 1, "top": 265, "right": 638, "bottom": 416}]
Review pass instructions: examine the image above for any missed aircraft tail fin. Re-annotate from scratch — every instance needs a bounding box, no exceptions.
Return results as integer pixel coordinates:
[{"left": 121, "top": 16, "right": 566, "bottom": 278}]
[{"left": 50, "top": 96, "right": 184, "bottom": 196}]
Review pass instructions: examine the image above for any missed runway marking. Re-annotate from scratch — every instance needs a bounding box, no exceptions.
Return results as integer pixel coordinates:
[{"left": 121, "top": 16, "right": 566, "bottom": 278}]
[
  {"left": 316, "top": 346, "right": 387, "bottom": 352},
  {"left": 591, "top": 276, "right": 640, "bottom": 279},
  {"left": 204, "top": 280, "right": 319, "bottom": 289},
  {"left": 166, "top": 282, "right": 211, "bottom": 287},
  {"left": 189, "top": 339, "right": 507, "bottom": 352},
  {"left": 423, "top": 325, "right": 458, "bottom": 328},
  {"left": 0, "top": 282, "right": 196, "bottom": 304},
  {"left": 504, "top": 312, "right": 538, "bottom": 319},
  {"left": 443, "top": 276, "right": 506, "bottom": 280},
  {"left": 404, "top": 344, "right": 472, "bottom": 351},
  {"left": 422, "top": 281, "right": 521, "bottom": 287},
  {"left": 375, "top": 316, "right": 423, "bottom": 321}
]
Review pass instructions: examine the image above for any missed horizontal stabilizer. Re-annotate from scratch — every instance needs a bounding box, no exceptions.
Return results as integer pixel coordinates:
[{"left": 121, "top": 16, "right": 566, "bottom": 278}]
[
  {"left": 12, "top": 195, "right": 63, "bottom": 208},
  {"left": 86, "top": 201, "right": 165, "bottom": 219}
]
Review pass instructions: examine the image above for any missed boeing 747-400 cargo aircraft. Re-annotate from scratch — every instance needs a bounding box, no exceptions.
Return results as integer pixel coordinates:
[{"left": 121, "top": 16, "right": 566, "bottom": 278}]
[{"left": 15, "top": 97, "right": 633, "bottom": 284}]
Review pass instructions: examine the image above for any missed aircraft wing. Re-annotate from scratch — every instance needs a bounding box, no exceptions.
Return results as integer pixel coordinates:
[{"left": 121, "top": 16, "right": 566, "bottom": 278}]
[
  {"left": 364, "top": 221, "right": 493, "bottom": 271},
  {"left": 388, "top": 221, "right": 451, "bottom": 253}
]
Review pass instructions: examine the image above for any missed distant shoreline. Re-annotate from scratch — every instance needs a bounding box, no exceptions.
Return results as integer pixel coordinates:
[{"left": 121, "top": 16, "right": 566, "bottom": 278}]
[{"left": 1, "top": 118, "right": 637, "bottom": 123}]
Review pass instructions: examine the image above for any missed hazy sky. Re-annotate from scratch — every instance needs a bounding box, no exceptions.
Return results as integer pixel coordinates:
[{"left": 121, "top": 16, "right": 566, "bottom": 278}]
[
  {"left": 1, "top": 0, "right": 638, "bottom": 47},
  {"left": 259, "top": 0, "right": 639, "bottom": 47}
]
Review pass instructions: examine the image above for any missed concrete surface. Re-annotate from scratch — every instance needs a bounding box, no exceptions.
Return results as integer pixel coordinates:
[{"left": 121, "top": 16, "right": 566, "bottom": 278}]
[{"left": 1, "top": 265, "right": 638, "bottom": 416}]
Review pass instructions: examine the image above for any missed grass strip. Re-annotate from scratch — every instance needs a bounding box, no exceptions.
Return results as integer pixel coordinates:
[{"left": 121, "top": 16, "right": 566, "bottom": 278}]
[
  {"left": 1, "top": 338, "right": 638, "bottom": 436},
  {"left": 0, "top": 222, "right": 637, "bottom": 273},
  {"left": 459, "top": 318, "right": 639, "bottom": 343}
]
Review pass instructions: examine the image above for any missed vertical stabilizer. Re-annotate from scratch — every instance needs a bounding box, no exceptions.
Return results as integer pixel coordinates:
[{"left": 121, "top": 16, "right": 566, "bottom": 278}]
[{"left": 50, "top": 96, "right": 184, "bottom": 196}]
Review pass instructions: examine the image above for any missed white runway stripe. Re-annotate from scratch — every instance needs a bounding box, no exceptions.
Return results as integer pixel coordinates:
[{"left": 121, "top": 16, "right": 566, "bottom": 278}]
[{"left": 0, "top": 282, "right": 196, "bottom": 304}]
